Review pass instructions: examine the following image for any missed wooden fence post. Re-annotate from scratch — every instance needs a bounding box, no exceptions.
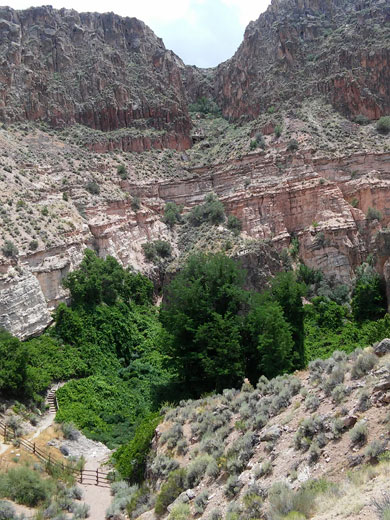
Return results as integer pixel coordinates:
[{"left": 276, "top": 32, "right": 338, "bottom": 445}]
[
  {"left": 96, "top": 468, "right": 99, "bottom": 486},
  {"left": 33, "top": 442, "right": 36, "bottom": 454},
  {"left": 80, "top": 469, "right": 83, "bottom": 484}
]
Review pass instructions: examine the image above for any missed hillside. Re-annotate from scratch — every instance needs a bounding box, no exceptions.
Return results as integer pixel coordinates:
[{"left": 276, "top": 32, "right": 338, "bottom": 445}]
[{"left": 116, "top": 342, "right": 390, "bottom": 520}]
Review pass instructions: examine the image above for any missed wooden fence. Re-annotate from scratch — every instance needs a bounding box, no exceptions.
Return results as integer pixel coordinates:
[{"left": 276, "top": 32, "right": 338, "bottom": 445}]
[{"left": 0, "top": 419, "right": 110, "bottom": 487}]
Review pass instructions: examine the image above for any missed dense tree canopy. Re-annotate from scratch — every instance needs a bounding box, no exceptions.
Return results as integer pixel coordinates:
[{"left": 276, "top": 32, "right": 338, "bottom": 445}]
[{"left": 351, "top": 264, "right": 387, "bottom": 322}]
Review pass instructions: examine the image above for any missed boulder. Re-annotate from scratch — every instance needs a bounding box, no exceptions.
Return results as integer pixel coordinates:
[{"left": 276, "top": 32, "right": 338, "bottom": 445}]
[
  {"left": 260, "top": 425, "right": 282, "bottom": 442},
  {"left": 374, "top": 338, "right": 390, "bottom": 357}
]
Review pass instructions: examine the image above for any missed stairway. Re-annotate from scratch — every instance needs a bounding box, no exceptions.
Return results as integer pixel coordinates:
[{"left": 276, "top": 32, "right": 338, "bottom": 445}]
[{"left": 47, "top": 390, "right": 57, "bottom": 414}]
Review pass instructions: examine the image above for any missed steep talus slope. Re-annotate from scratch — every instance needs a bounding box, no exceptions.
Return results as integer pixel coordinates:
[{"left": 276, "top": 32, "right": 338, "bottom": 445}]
[
  {"left": 214, "top": 0, "right": 390, "bottom": 120},
  {"left": 0, "top": 6, "right": 191, "bottom": 150}
]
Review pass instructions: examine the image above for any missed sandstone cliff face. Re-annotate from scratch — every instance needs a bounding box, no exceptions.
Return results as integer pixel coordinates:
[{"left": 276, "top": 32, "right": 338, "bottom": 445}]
[
  {"left": 214, "top": 0, "right": 390, "bottom": 120},
  {"left": 0, "top": 2, "right": 390, "bottom": 339},
  {"left": 0, "top": 6, "right": 191, "bottom": 150}
]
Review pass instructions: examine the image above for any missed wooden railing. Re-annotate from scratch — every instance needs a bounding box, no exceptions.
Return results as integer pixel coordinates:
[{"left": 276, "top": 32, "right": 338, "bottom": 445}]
[{"left": 0, "top": 418, "right": 110, "bottom": 487}]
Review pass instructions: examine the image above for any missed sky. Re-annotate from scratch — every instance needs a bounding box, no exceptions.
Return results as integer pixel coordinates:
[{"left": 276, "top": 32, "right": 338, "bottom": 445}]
[{"left": 5, "top": 0, "right": 272, "bottom": 67}]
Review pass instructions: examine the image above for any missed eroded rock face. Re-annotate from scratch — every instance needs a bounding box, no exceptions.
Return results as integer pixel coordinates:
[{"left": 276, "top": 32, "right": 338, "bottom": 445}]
[
  {"left": 0, "top": 6, "right": 191, "bottom": 150},
  {"left": 214, "top": 0, "right": 390, "bottom": 120}
]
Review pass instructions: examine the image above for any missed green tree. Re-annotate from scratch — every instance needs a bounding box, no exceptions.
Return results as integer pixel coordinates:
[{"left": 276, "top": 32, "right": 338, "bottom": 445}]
[
  {"left": 63, "top": 249, "right": 153, "bottom": 307},
  {"left": 271, "top": 272, "right": 306, "bottom": 370},
  {"left": 244, "top": 295, "right": 294, "bottom": 381},
  {"left": 352, "top": 264, "right": 387, "bottom": 322},
  {"left": 160, "top": 253, "right": 246, "bottom": 394},
  {"left": 0, "top": 329, "right": 29, "bottom": 398}
]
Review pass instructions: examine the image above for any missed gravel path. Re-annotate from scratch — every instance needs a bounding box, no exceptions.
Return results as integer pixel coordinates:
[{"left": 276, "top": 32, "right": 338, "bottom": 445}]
[{"left": 80, "top": 459, "right": 112, "bottom": 520}]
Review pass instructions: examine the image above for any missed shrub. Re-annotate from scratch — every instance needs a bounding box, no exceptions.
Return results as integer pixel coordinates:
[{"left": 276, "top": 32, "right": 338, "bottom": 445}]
[
  {"left": 163, "top": 202, "right": 181, "bottom": 228},
  {"left": 354, "top": 114, "right": 370, "bottom": 125},
  {"left": 305, "top": 394, "right": 320, "bottom": 412},
  {"left": 209, "top": 509, "right": 222, "bottom": 520},
  {"left": 168, "top": 503, "right": 190, "bottom": 520},
  {"left": 29, "top": 239, "right": 38, "bottom": 251},
  {"left": 308, "top": 441, "right": 321, "bottom": 464},
  {"left": 63, "top": 192, "right": 69, "bottom": 201},
  {"left": 227, "top": 215, "right": 242, "bottom": 235},
  {"left": 188, "top": 193, "right": 225, "bottom": 226},
  {"left": 372, "top": 492, "right": 390, "bottom": 519},
  {"left": 150, "top": 455, "right": 179, "bottom": 481},
  {"left": 114, "top": 413, "right": 160, "bottom": 482},
  {"left": 331, "top": 417, "right": 344, "bottom": 439},
  {"left": 194, "top": 489, "right": 209, "bottom": 514},
  {"left": 350, "top": 421, "right": 368, "bottom": 446},
  {"left": 0, "top": 501, "right": 16, "bottom": 520},
  {"left": 86, "top": 181, "right": 100, "bottom": 195},
  {"left": 365, "top": 440, "right": 386, "bottom": 461},
  {"left": 287, "top": 139, "right": 299, "bottom": 151},
  {"left": 331, "top": 384, "right": 347, "bottom": 404},
  {"left": 255, "top": 460, "right": 272, "bottom": 478},
  {"left": 351, "top": 352, "right": 377, "bottom": 379},
  {"left": 73, "top": 503, "right": 90, "bottom": 519},
  {"left": 117, "top": 164, "right": 128, "bottom": 180},
  {"left": 188, "top": 97, "right": 220, "bottom": 115},
  {"left": 61, "top": 422, "right": 80, "bottom": 441},
  {"left": 275, "top": 125, "right": 282, "bottom": 138},
  {"left": 186, "top": 455, "right": 213, "bottom": 488},
  {"left": 154, "top": 240, "right": 172, "bottom": 258},
  {"left": 155, "top": 469, "right": 186, "bottom": 516},
  {"left": 176, "top": 439, "right": 188, "bottom": 455},
  {"left": 376, "top": 116, "right": 390, "bottom": 135},
  {"left": 131, "top": 196, "right": 140, "bottom": 211},
  {"left": 0, "top": 466, "right": 54, "bottom": 506},
  {"left": 2, "top": 240, "right": 18, "bottom": 258},
  {"left": 225, "top": 475, "right": 243, "bottom": 498},
  {"left": 366, "top": 207, "right": 382, "bottom": 221},
  {"left": 268, "top": 481, "right": 316, "bottom": 518},
  {"left": 357, "top": 390, "right": 371, "bottom": 412}
]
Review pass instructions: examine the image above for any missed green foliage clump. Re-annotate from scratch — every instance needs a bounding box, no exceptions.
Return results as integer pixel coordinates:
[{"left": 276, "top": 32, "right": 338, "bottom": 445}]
[
  {"left": 163, "top": 202, "right": 182, "bottom": 228},
  {"left": 227, "top": 215, "right": 242, "bottom": 235},
  {"left": 366, "top": 206, "right": 382, "bottom": 221},
  {"left": 275, "top": 125, "right": 282, "bottom": 138},
  {"left": 1, "top": 240, "right": 18, "bottom": 258},
  {"left": 117, "top": 164, "right": 128, "bottom": 179},
  {"left": 62, "top": 249, "right": 153, "bottom": 307},
  {"left": 155, "top": 469, "right": 186, "bottom": 515},
  {"left": 288, "top": 139, "right": 299, "bottom": 151},
  {"left": 142, "top": 240, "right": 172, "bottom": 262},
  {"left": 352, "top": 264, "right": 387, "bottom": 322},
  {"left": 189, "top": 96, "right": 220, "bottom": 115},
  {"left": 131, "top": 196, "right": 140, "bottom": 211},
  {"left": 376, "top": 116, "right": 390, "bottom": 135},
  {"left": 114, "top": 412, "right": 160, "bottom": 482},
  {"left": 85, "top": 181, "right": 100, "bottom": 195},
  {"left": 188, "top": 193, "right": 225, "bottom": 227},
  {"left": 0, "top": 466, "right": 55, "bottom": 507},
  {"left": 354, "top": 114, "right": 370, "bottom": 125}
]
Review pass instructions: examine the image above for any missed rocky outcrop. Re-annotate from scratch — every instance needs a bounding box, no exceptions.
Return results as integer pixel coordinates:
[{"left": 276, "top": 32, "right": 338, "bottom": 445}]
[
  {"left": 0, "top": 6, "right": 191, "bottom": 149},
  {"left": 214, "top": 0, "right": 390, "bottom": 120}
]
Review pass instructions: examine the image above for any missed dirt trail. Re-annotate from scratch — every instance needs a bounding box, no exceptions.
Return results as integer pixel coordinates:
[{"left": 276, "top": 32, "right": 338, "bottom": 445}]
[{"left": 79, "top": 459, "right": 112, "bottom": 520}]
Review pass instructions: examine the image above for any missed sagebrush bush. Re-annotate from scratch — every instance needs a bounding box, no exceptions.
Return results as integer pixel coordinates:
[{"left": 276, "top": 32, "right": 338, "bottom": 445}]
[
  {"left": 155, "top": 469, "right": 186, "bottom": 516},
  {"left": 194, "top": 489, "right": 209, "bottom": 514},
  {"left": 365, "top": 439, "right": 387, "bottom": 461},
  {"left": 351, "top": 352, "right": 377, "bottom": 379},
  {"left": 186, "top": 455, "right": 213, "bottom": 488},
  {"left": 61, "top": 422, "right": 79, "bottom": 441},
  {"left": 0, "top": 501, "right": 16, "bottom": 520},
  {"left": 150, "top": 455, "right": 179, "bottom": 480},
  {"left": 268, "top": 481, "right": 316, "bottom": 519},
  {"left": 168, "top": 503, "right": 190, "bottom": 520},
  {"left": 161, "top": 424, "right": 183, "bottom": 448},
  {"left": 0, "top": 466, "right": 55, "bottom": 506},
  {"left": 331, "top": 384, "right": 347, "bottom": 404},
  {"left": 305, "top": 394, "right": 320, "bottom": 412},
  {"left": 350, "top": 421, "right": 368, "bottom": 445},
  {"left": 372, "top": 492, "right": 390, "bottom": 520},
  {"left": 224, "top": 475, "right": 243, "bottom": 498},
  {"left": 376, "top": 116, "right": 390, "bottom": 135},
  {"left": 357, "top": 390, "right": 371, "bottom": 412}
]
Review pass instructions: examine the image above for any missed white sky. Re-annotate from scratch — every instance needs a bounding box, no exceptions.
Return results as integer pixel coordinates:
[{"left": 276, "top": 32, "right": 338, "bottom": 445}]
[{"left": 5, "top": 0, "right": 272, "bottom": 67}]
